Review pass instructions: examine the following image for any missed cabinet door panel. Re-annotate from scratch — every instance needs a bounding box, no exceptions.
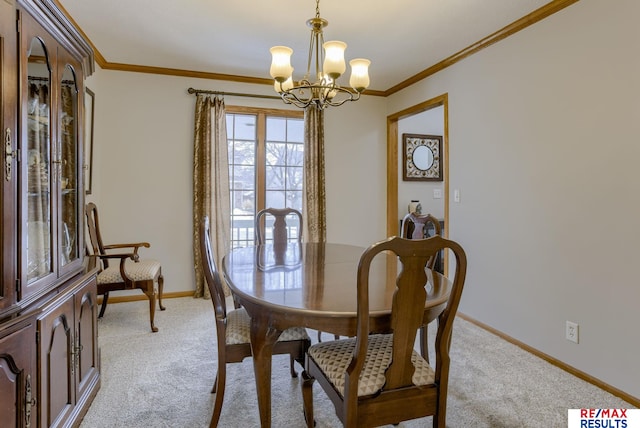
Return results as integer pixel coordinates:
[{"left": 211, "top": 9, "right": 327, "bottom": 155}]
[
  {"left": 0, "top": 0, "right": 18, "bottom": 313},
  {"left": 38, "top": 297, "right": 74, "bottom": 428},
  {"left": 0, "top": 320, "right": 36, "bottom": 428},
  {"left": 74, "top": 277, "right": 98, "bottom": 399}
]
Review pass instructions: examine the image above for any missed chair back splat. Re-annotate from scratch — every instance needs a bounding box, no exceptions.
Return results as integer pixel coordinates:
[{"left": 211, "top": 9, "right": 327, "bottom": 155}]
[
  {"left": 301, "top": 235, "right": 467, "bottom": 428},
  {"left": 255, "top": 207, "right": 303, "bottom": 244},
  {"left": 400, "top": 211, "right": 444, "bottom": 360}
]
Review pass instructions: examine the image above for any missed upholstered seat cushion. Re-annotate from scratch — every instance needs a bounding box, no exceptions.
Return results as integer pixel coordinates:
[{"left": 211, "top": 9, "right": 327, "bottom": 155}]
[
  {"left": 97, "top": 259, "right": 161, "bottom": 285},
  {"left": 226, "top": 307, "right": 310, "bottom": 345},
  {"left": 308, "top": 333, "right": 435, "bottom": 397}
]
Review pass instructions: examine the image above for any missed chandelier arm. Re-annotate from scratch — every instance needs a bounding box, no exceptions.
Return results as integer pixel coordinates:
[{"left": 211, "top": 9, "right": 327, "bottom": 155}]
[
  {"left": 280, "top": 84, "right": 315, "bottom": 108},
  {"left": 281, "top": 91, "right": 314, "bottom": 109},
  {"left": 282, "top": 89, "right": 322, "bottom": 109},
  {"left": 279, "top": 84, "right": 361, "bottom": 110},
  {"left": 324, "top": 91, "right": 360, "bottom": 107}
]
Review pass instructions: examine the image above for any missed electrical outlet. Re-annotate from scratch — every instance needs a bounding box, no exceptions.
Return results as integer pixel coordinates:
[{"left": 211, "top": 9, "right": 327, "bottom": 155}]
[{"left": 566, "top": 321, "right": 579, "bottom": 344}]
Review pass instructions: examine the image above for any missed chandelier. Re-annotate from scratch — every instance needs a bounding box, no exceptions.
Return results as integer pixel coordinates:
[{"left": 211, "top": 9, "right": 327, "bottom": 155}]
[{"left": 269, "top": 0, "right": 371, "bottom": 110}]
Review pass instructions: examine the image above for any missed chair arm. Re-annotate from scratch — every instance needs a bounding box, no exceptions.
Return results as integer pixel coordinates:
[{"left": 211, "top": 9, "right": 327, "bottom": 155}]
[
  {"left": 103, "top": 242, "right": 150, "bottom": 258},
  {"left": 96, "top": 253, "right": 137, "bottom": 286},
  {"left": 97, "top": 252, "right": 139, "bottom": 262}
]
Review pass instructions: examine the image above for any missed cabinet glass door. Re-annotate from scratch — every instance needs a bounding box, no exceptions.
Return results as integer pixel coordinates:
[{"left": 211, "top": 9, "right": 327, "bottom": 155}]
[
  {"left": 0, "top": 0, "right": 18, "bottom": 312},
  {"left": 59, "top": 64, "right": 79, "bottom": 267},
  {"left": 26, "top": 37, "right": 53, "bottom": 283}
]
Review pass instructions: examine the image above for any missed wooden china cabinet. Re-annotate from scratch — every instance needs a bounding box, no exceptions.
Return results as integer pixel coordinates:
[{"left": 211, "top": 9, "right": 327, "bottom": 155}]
[{"left": 1, "top": 0, "right": 99, "bottom": 427}]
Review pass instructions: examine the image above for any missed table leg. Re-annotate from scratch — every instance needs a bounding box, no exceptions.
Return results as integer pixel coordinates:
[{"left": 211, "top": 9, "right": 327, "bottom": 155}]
[{"left": 249, "top": 315, "right": 281, "bottom": 428}]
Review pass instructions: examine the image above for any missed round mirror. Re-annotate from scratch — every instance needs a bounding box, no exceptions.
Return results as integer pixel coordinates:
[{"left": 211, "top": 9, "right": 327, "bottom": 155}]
[{"left": 413, "top": 145, "right": 434, "bottom": 171}]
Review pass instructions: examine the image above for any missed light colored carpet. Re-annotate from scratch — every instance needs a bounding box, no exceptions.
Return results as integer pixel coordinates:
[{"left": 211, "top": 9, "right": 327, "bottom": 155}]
[{"left": 79, "top": 297, "right": 632, "bottom": 428}]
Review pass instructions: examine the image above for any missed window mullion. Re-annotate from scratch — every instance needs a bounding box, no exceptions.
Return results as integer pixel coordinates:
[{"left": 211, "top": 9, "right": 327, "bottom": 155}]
[{"left": 256, "top": 112, "right": 267, "bottom": 212}]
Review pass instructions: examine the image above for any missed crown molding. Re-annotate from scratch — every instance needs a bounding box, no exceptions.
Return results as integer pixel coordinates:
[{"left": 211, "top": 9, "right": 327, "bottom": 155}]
[
  {"left": 383, "top": 0, "right": 580, "bottom": 96},
  {"left": 54, "top": 0, "right": 579, "bottom": 98}
]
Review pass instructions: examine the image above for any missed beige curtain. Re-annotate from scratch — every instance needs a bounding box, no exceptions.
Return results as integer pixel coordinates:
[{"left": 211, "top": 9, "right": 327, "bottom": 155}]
[
  {"left": 193, "top": 95, "right": 231, "bottom": 298},
  {"left": 302, "top": 106, "right": 326, "bottom": 243}
]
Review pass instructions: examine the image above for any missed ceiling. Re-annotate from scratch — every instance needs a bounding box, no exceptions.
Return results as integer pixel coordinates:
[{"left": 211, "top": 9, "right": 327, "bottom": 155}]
[{"left": 57, "top": 0, "right": 555, "bottom": 93}]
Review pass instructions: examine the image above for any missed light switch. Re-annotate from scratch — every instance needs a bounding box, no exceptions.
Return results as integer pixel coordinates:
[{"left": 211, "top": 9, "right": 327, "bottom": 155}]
[
  {"left": 454, "top": 189, "right": 461, "bottom": 203},
  {"left": 433, "top": 189, "right": 442, "bottom": 199}
]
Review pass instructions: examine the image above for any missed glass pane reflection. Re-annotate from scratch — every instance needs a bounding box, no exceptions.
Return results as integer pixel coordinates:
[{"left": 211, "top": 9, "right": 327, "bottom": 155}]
[
  {"left": 60, "top": 64, "right": 78, "bottom": 266},
  {"left": 26, "top": 37, "right": 52, "bottom": 282}
]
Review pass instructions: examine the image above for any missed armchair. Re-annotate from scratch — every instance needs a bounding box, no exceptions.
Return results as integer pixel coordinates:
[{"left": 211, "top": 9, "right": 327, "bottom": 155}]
[{"left": 85, "top": 202, "right": 166, "bottom": 332}]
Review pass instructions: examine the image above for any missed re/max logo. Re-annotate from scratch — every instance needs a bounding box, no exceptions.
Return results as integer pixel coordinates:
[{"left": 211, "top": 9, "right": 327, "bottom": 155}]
[
  {"left": 568, "top": 409, "right": 640, "bottom": 428},
  {"left": 579, "top": 420, "right": 627, "bottom": 428},
  {"left": 582, "top": 410, "right": 629, "bottom": 418}
]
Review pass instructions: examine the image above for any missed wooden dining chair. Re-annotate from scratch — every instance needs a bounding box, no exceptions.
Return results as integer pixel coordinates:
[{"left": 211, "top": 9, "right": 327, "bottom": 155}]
[
  {"left": 255, "top": 207, "right": 303, "bottom": 244},
  {"left": 301, "top": 235, "right": 467, "bottom": 428},
  {"left": 401, "top": 211, "right": 443, "bottom": 361},
  {"left": 256, "top": 207, "right": 338, "bottom": 343},
  {"left": 401, "top": 211, "right": 442, "bottom": 245},
  {"left": 199, "top": 216, "right": 311, "bottom": 427},
  {"left": 85, "top": 202, "right": 166, "bottom": 332}
]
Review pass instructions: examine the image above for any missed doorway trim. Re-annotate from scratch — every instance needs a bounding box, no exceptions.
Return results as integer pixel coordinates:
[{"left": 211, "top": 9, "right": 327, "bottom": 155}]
[{"left": 386, "top": 93, "right": 449, "bottom": 240}]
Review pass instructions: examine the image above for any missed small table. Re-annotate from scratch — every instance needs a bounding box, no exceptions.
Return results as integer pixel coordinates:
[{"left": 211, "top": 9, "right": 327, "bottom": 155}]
[{"left": 222, "top": 242, "right": 452, "bottom": 428}]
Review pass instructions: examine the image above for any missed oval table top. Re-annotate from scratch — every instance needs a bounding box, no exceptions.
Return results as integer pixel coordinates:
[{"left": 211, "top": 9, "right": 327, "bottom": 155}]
[{"left": 222, "top": 242, "right": 451, "bottom": 334}]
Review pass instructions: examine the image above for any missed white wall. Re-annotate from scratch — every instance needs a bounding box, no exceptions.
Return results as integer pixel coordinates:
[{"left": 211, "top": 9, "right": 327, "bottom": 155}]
[
  {"left": 84, "top": 70, "right": 386, "bottom": 298},
  {"left": 388, "top": 0, "right": 640, "bottom": 398},
  {"left": 324, "top": 97, "right": 388, "bottom": 245},
  {"left": 86, "top": 0, "right": 639, "bottom": 400}
]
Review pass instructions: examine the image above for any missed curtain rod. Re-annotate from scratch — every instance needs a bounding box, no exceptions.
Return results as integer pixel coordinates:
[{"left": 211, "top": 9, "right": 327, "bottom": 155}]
[{"left": 187, "top": 87, "right": 281, "bottom": 100}]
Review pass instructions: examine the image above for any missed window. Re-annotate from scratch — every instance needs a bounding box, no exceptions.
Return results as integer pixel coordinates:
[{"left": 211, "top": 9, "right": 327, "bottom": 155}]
[{"left": 226, "top": 107, "right": 304, "bottom": 248}]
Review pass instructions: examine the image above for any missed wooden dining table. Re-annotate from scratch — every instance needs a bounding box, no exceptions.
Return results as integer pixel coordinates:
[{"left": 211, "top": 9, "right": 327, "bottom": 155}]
[{"left": 221, "top": 241, "right": 452, "bottom": 428}]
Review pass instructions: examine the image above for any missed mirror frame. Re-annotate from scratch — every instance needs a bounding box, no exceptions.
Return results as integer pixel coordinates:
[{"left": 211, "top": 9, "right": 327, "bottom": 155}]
[{"left": 402, "top": 133, "right": 443, "bottom": 181}]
